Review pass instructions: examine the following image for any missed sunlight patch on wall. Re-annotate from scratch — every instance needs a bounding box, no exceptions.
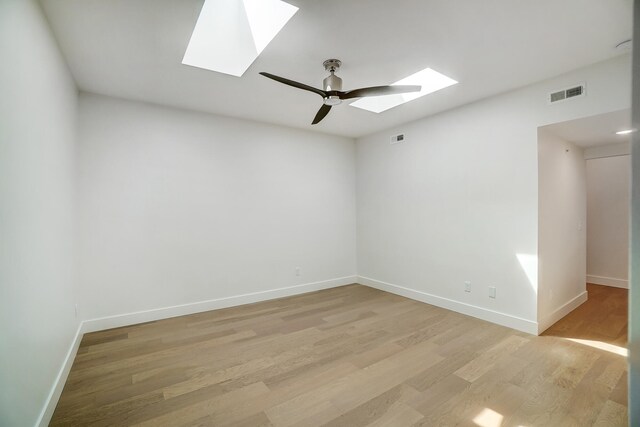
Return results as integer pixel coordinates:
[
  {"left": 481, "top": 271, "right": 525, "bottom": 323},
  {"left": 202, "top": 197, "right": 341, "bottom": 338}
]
[{"left": 516, "top": 253, "right": 538, "bottom": 292}]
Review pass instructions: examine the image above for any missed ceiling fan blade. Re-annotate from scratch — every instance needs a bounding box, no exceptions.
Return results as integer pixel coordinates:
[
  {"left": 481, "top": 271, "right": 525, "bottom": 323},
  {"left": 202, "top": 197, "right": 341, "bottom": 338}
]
[
  {"left": 260, "top": 72, "right": 326, "bottom": 97},
  {"left": 312, "top": 104, "right": 332, "bottom": 125},
  {"left": 339, "top": 85, "right": 421, "bottom": 100}
]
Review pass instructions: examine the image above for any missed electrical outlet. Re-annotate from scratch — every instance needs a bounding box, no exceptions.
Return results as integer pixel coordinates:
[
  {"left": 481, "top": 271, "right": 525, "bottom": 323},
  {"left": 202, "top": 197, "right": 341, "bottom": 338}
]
[
  {"left": 295, "top": 267, "right": 301, "bottom": 277},
  {"left": 464, "top": 281, "right": 471, "bottom": 292},
  {"left": 489, "top": 287, "right": 496, "bottom": 299}
]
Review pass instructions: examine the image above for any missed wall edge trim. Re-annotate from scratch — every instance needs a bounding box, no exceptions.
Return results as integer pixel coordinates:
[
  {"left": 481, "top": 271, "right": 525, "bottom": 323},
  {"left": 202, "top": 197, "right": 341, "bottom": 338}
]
[
  {"left": 538, "top": 290, "right": 589, "bottom": 334},
  {"left": 357, "top": 276, "right": 538, "bottom": 335},
  {"left": 586, "top": 275, "right": 629, "bottom": 289},
  {"left": 36, "top": 323, "right": 83, "bottom": 427},
  {"left": 36, "top": 275, "right": 356, "bottom": 425},
  {"left": 82, "top": 276, "right": 357, "bottom": 333}
]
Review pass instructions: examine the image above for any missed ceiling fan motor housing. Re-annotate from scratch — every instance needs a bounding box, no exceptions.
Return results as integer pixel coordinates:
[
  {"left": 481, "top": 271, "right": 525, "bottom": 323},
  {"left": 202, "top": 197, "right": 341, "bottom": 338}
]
[
  {"left": 322, "top": 79, "right": 342, "bottom": 104},
  {"left": 323, "top": 73, "right": 343, "bottom": 92}
]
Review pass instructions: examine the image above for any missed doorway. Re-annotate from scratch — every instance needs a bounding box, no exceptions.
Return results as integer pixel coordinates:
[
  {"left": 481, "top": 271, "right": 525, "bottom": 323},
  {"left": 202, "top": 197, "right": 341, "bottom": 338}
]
[{"left": 537, "top": 109, "right": 631, "bottom": 347}]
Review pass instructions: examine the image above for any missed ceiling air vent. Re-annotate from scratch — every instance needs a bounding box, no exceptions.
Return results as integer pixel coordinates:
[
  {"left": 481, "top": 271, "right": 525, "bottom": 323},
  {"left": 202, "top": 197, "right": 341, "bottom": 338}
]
[
  {"left": 566, "top": 86, "right": 583, "bottom": 98},
  {"left": 550, "top": 90, "right": 566, "bottom": 103},
  {"left": 549, "top": 83, "right": 586, "bottom": 104},
  {"left": 390, "top": 133, "right": 405, "bottom": 144}
]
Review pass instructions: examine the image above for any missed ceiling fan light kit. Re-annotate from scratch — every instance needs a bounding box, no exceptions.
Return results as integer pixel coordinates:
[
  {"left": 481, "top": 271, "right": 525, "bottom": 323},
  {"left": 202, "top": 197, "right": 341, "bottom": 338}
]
[{"left": 260, "top": 59, "right": 421, "bottom": 124}]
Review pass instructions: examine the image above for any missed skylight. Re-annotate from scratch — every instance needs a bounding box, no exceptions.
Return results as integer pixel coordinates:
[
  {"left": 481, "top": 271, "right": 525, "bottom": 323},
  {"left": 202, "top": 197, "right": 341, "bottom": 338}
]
[
  {"left": 349, "top": 68, "right": 458, "bottom": 113},
  {"left": 182, "top": 0, "right": 298, "bottom": 77}
]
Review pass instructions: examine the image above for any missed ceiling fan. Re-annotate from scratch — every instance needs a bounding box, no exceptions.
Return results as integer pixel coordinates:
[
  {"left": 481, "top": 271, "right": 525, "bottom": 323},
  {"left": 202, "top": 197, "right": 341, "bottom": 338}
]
[{"left": 260, "top": 59, "right": 421, "bottom": 125}]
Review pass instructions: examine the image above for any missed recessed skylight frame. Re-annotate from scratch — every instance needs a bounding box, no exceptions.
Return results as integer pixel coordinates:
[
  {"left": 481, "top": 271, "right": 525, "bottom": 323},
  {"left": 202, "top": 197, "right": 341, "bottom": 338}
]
[
  {"left": 182, "top": 0, "right": 298, "bottom": 77},
  {"left": 349, "top": 68, "right": 458, "bottom": 113}
]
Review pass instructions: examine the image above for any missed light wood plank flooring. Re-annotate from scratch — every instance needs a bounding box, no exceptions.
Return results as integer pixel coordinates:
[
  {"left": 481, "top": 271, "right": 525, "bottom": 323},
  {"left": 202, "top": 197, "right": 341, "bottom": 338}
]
[
  {"left": 51, "top": 283, "right": 628, "bottom": 426},
  {"left": 543, "top": 283, "right": 628, "bottom": 348}
]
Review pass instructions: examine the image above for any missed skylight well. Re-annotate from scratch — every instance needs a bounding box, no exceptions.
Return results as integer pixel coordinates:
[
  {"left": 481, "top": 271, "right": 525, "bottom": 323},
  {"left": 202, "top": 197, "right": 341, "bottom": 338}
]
[
  {"left": 350, "top": 68, "right": 458, "bottom": 113},
  {"left": 183, "top": 0, "right": 298, "bottom": 77}
]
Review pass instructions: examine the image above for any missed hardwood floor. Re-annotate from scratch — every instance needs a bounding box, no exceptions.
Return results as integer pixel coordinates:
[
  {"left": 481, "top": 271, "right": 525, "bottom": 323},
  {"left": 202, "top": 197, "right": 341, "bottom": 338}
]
[
  {"left": 51, "top": 284, "right": 628, "bottom": 426},
  {"left": 543, "top": 283, "right": 628, "bottom": 348}
]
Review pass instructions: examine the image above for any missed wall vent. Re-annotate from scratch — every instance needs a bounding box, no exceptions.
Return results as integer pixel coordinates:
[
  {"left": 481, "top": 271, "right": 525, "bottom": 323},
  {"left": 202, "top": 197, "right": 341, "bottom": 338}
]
[
  {"left": 390, "top": 133, "right": 405, "bottom": 144},
  {"left": 549, "top": 83, "right": 586, "bottom": 104}
]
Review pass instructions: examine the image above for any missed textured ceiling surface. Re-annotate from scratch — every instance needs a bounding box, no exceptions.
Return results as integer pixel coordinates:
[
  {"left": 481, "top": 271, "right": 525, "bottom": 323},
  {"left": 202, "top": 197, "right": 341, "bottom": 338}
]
[{"left": 41, "top": 0, "right": 633, "bottom": 137}]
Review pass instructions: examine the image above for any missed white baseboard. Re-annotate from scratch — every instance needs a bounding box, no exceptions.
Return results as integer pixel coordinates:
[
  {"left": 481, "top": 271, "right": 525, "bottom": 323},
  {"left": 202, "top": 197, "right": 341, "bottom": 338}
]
[
  {"left": 537, "top": 291, "right": 588, "bottom": 334},
  {"left": 37, "top": 275, "right": 356, "bottom": 426},
  {"left": 357, "top": 276, "right": 538, "bottom": 335},
  {"left": 36, "top": 323, "right": 84, "bottom": 427},
  {"left": 82, "top": 276, "right": 357, "bottom": 333},
  {"left": 586, "top": 275, "right": 628, "bottom": 289}
]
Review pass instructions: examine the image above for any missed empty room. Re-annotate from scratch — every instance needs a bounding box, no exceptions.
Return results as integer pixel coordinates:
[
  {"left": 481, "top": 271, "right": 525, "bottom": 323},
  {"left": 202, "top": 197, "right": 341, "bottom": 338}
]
[{"left": 1, "top": 0, "right": 639, "bottom": 426}]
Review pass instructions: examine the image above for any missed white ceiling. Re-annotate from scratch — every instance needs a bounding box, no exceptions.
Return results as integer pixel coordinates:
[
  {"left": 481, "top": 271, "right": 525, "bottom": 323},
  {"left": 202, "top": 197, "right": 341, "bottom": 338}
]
[
  {"left": 541, "top": 109, "right": 632, "bottom": 148},
  {"left": 40, "top": 0, "right": 633, "bottom": 138}
]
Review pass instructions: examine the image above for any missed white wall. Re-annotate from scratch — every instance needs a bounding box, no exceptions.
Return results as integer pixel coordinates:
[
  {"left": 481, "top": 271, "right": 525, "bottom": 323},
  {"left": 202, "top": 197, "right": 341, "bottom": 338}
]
[
  {"left": 77, "top": 93, "right": 356, "bottom": 325},
  {"left": 356, "top": 54, "right": 631, "bottom": 334},
  {"left": 586, "top": 155, "right": 630, "bottom": 288},
  {"left": 0, "top": 1, "right": 79, "bottom": 426},
  {"left": 537, "top": 131, "right": 586, "bottom": 332}
]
